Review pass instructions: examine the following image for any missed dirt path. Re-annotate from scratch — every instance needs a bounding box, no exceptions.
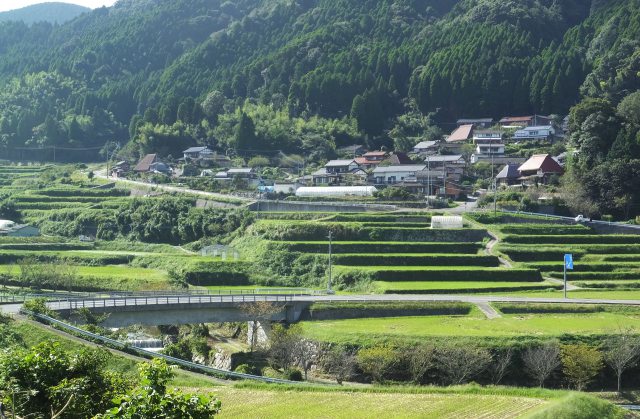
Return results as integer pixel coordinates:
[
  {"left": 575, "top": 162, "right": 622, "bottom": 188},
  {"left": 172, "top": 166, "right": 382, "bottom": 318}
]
[{"left": 475, "top": 302, "right": 502, "bottom": 319}]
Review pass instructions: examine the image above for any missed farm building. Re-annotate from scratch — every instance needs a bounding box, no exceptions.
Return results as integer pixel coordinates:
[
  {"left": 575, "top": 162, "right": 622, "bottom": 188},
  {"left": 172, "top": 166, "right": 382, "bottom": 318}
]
[
  {"left": 431, "top": 216, "right": 463, "bottom": 229},
  {"left": 295, "top": 186, "right": 377, "bottom": 198},
  {"left": 0, "top": 220, "right": 40, "bottom": 237}
]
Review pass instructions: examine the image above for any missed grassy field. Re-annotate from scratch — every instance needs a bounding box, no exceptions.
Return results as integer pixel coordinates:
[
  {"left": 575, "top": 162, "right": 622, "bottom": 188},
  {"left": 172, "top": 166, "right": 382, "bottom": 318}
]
[
  {"left": 301, "top": 310, "right": 640, "bottom": 344},
  {"left": 211, "top": 385, "right": 550, "bottom": 418},
  {"left": 373, "top": 280, "right": 560, "bottom": 293}
]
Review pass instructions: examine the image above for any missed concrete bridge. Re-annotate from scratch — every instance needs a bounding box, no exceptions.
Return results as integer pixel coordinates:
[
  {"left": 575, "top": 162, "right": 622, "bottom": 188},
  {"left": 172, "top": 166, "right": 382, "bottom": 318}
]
[
  {"left": 47, "top": 294, "right": 310, "bottom": 328},
  {"left": 39, "top": 293, "right": 640, "bottom": 328}
]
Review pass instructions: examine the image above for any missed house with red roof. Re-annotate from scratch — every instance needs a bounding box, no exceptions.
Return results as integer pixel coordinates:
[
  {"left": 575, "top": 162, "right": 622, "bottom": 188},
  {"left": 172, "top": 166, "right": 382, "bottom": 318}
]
[{"left": 518, "top": 154, "right": 563, "bottom": 184}]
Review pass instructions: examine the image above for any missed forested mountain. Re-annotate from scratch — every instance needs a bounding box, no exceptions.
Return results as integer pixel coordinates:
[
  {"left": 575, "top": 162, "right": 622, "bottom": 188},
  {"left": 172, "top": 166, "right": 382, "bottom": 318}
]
[
  {"left": 0, "top": 2, "right": 89, "bottom": 25},
  {"left": 0, "top": 0, "right": 639, "bottom": 165}
]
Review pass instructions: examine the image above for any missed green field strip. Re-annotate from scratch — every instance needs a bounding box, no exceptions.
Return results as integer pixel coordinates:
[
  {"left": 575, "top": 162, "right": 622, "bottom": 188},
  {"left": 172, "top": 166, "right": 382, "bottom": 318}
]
[
  {"left": 502, "top": 234, "right": 640, "bottom": 245},
  {"left": 301, "top": 311, "right": 640, "bottom": 343},
  {"left": 548, "top": 271, "right": 640, "bottom": 280},
  {"left": 495, "top": 224, "right": 594, "bottom": 235},
  {"left": 336, "top": 266, "right": 542, "bottom": 282},
  {"left": 331, "top": 254, "right": 500, "bottom": 267},
  {"left": 373, "top": 281, "right": 560, "bottom": 293},
  {"left": 270, "top": 241, "right": 483, "bottom": 254},
  {"left": 571, "top": 280, "right": 640, "bottom": 289},
  {"left": 524, "top": 261, "right": 640, "bottom": 272}
]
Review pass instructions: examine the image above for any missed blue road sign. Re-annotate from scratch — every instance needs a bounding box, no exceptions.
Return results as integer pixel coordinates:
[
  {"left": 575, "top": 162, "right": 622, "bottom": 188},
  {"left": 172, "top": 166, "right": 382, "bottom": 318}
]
[{"left": 564, "top": 254, "right": 574, "bottom": 270}]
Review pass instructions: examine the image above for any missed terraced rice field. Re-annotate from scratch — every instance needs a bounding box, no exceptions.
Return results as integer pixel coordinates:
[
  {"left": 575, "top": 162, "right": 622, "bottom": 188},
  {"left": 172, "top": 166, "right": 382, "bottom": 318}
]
[
  {"left": 254, "top": 213, "right": 555, "bottom": 294},
  {"left": 301, "top": 308, "right": 640, "bottom": 344},
  {"left": 212, "top": 387, "right": 549, "bottom": 419},
  {"left": 495, "top": 223, "right": 640, "bottom": 292}
]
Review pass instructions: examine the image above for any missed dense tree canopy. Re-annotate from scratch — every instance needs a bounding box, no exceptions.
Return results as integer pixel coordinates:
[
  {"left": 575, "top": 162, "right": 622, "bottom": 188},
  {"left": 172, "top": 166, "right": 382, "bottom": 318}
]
[{"left": 0, "top": 0, "right": 637, "bottom": 162}]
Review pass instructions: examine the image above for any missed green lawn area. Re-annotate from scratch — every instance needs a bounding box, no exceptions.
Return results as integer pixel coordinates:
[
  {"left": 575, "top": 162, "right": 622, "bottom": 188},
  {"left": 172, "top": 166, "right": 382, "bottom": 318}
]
[
  {"left": 75, "top": 265, "right": 167, "bottom": 280},
  {"left": 488, "top": 289, "right": 640, "bottom": 300},
  {"left": 374, "top": 281, "right": 559, "bottom": 292},
  {"left": 301, "top": 310, "right": 640, "bottom": 344},
  {"left": 210, "top": 385, "right": 551, "bottom": 419}
]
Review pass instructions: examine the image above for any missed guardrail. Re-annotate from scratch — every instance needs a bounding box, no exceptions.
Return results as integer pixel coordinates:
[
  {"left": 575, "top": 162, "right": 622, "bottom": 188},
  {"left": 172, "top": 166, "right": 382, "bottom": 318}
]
[
  {"left": 0, "top": 288, "right": 322, "bottom": 305},
  {"left": 22, "top": 310, "right": 308, "bottom": 385},
  {"left": 501, "top": 209, "right": 640, "bottom": 230},
  {"left": 50, "top": 294, "right": 297, "bottom": 310}
]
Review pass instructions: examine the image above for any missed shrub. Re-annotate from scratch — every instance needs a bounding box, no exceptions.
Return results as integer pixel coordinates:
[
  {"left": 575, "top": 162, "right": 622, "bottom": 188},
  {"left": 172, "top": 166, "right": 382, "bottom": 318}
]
[
  {"left": 560, "top": 344, "right": 603, "bottom": 391},
  {"left": 357, "top": 345, "right": 397, "bottom": 383},
  {"left": 284, "top": 368, "right": 303, "bottom": 381},
  {"left": 234, "top": 364, "right": 257, "bottom": 375}
]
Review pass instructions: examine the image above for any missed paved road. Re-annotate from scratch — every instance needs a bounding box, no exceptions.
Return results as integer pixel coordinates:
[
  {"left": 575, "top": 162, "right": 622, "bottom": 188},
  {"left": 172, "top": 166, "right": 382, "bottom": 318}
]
[
  {"left": 27, "top": 293, "right": 640, "bottom": 313},
  {"left": 95, "top": 172, "right": 254, "bottom": 204}
]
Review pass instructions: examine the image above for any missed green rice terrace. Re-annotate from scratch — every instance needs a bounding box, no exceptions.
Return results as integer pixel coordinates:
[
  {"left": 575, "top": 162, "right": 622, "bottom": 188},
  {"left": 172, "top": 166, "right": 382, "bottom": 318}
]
[
  {"left": 2, "top": 165, "right": 640, "bottom": 417},
  {"left": 0, "top": 164, "right": 638, "bottom": 300}
]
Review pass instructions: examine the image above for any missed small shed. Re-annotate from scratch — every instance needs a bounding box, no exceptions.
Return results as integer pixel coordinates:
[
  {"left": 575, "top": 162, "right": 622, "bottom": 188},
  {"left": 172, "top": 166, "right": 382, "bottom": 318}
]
[{"left": 431, "top": 216, "right": 463, "bottom": 229}]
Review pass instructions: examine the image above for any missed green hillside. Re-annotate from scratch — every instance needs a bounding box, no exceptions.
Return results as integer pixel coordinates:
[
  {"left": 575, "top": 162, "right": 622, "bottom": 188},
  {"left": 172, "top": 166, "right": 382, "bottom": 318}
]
[
  {"left": 0, "top": 2, "right": 89, "bottom": 25},
  {"left": 0, "top": 0, "right": 638, "bottom": 150},
  {"left": 0, "top": 0, "right": 639, "bottom": 216}
]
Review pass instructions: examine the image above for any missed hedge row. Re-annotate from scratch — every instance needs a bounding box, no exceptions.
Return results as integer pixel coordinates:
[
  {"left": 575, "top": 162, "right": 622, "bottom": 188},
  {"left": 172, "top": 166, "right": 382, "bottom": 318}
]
[
  {"left": 13, "top": 195, "right": 114, "bottom": 203},
  {"left": 497, "top": 248, "right": 586, "bottom": 262},
  {"left": 303, "top": 302, "right": 472, "bottom": 320},
  {"left": 525, "top": 262, "right": 640, "bottom": 273},
  {"left": 383, "top": 284, "right": 562, "bottom": 294},
  {"left": 355, "top": 222, "right": 431, "bottom": 228},
  {"left": 252, "top": 221, "right": 487, "bottom": 242},
  {"left": 268, "top": 241, "right": 483, "bottom": 254},
  {"left": 497, "top": 224, "right": 593, "bottom": 235},
  {"left": 326, "top": 214, "right": 432, "bottom": 223},
  {"left": 0, "top": 243, "right": 93, "bottom": 251},
  {"left": 549, "top": 271, "right": 640, "bottom": 280},
  {"left": 336, "top": 268, "right": 542, "bottom": 284},
  {"left": 332, "top": 254, "right": 499, "bottom": 267},
  {"left": 16, "top": 202, "right": 92, "bottom": 210},
  {"left": 0, "top": 251, "right": 132, "bottom": 265},
  {"left": 34, "top": 187, "right": 130, "bottom": 197},
  {"left": 494, "top": 303, "right": 608, "bottom": 314},
  {"left": 180, "top": 261, "right": 252, "bottom": 286},
  {"left": 502, "top": 234, "right": 640, "bottom": 244}
]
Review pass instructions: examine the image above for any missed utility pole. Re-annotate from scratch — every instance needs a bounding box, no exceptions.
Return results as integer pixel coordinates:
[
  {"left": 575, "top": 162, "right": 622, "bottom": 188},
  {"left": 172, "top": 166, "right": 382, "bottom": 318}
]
[
  {"left": 563, "top": 258, "right": 567, "bottom": 299},
  {"left": 491, "top": 137, "right": 497, "bottom": 214},
  {"left": 327, "top": 231, "right": 333, "bottom": 294},
  {"left": 426, "top": 155, "right": 430, "bottom": 209}
]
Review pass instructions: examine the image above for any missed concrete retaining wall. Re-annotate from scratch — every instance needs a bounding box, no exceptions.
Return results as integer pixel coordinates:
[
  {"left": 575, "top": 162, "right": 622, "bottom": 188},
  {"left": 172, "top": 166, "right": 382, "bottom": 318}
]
[{"left": 248, "top": 200, "right": 396, "bottom": 213}]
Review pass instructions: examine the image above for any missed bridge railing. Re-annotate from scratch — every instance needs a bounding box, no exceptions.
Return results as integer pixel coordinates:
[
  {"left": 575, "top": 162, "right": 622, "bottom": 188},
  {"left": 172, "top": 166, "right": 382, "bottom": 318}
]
[
  {"left": 51, "top": 293, "right": 298, "bottom": 310},
  {"left": 21, "top": 309, "right": 310, "bottom": 385},
  {"left": 2, "top": 288, "right": 322, "bottom": 305}
]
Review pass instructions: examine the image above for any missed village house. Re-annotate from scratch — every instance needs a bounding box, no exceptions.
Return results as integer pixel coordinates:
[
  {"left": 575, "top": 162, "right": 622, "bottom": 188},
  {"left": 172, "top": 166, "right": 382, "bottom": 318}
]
[
  {"left": 0, "top": 220, "right": 39, "bottom": 237},
  {"left": 133, "top": 154, "right": 171, "bottom": 175},
  {"left": 456, "top": 118, "right": 494, "bottom": 128},
  {"left": 372, "top": 164, "right": 426, "bottom": 185},
  {"left": 182, "top": 146, "right": 213, "bottom": 160},
  {"left": 423, "top": 154, "right": 465, "bottom": 169},
  {"left": 110, "top": 160, "right": 130, "bottom": 178},
  {"left": 443, "top": 124, "right": 473, "bottom": 152},
  {"left": 513, "top": 125, "right": 556, "bottom": 142},
  {"left": 413, "top": 140, "right": 439, "bottom": 155},
  {"left": 496, "top": 164, "right": 521, "bottom": 186},
  {"left": 354, "top": 151, "right": 388, "bottom": 169},
  {"left": 518, "top": 154, "right": 564, "bottom": 184},
  {"left": 313, "top": 159, "right": 360, "bottom": 185},
  {"left": 499, "top": 115, "right": 552, "bottom": 129}
]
